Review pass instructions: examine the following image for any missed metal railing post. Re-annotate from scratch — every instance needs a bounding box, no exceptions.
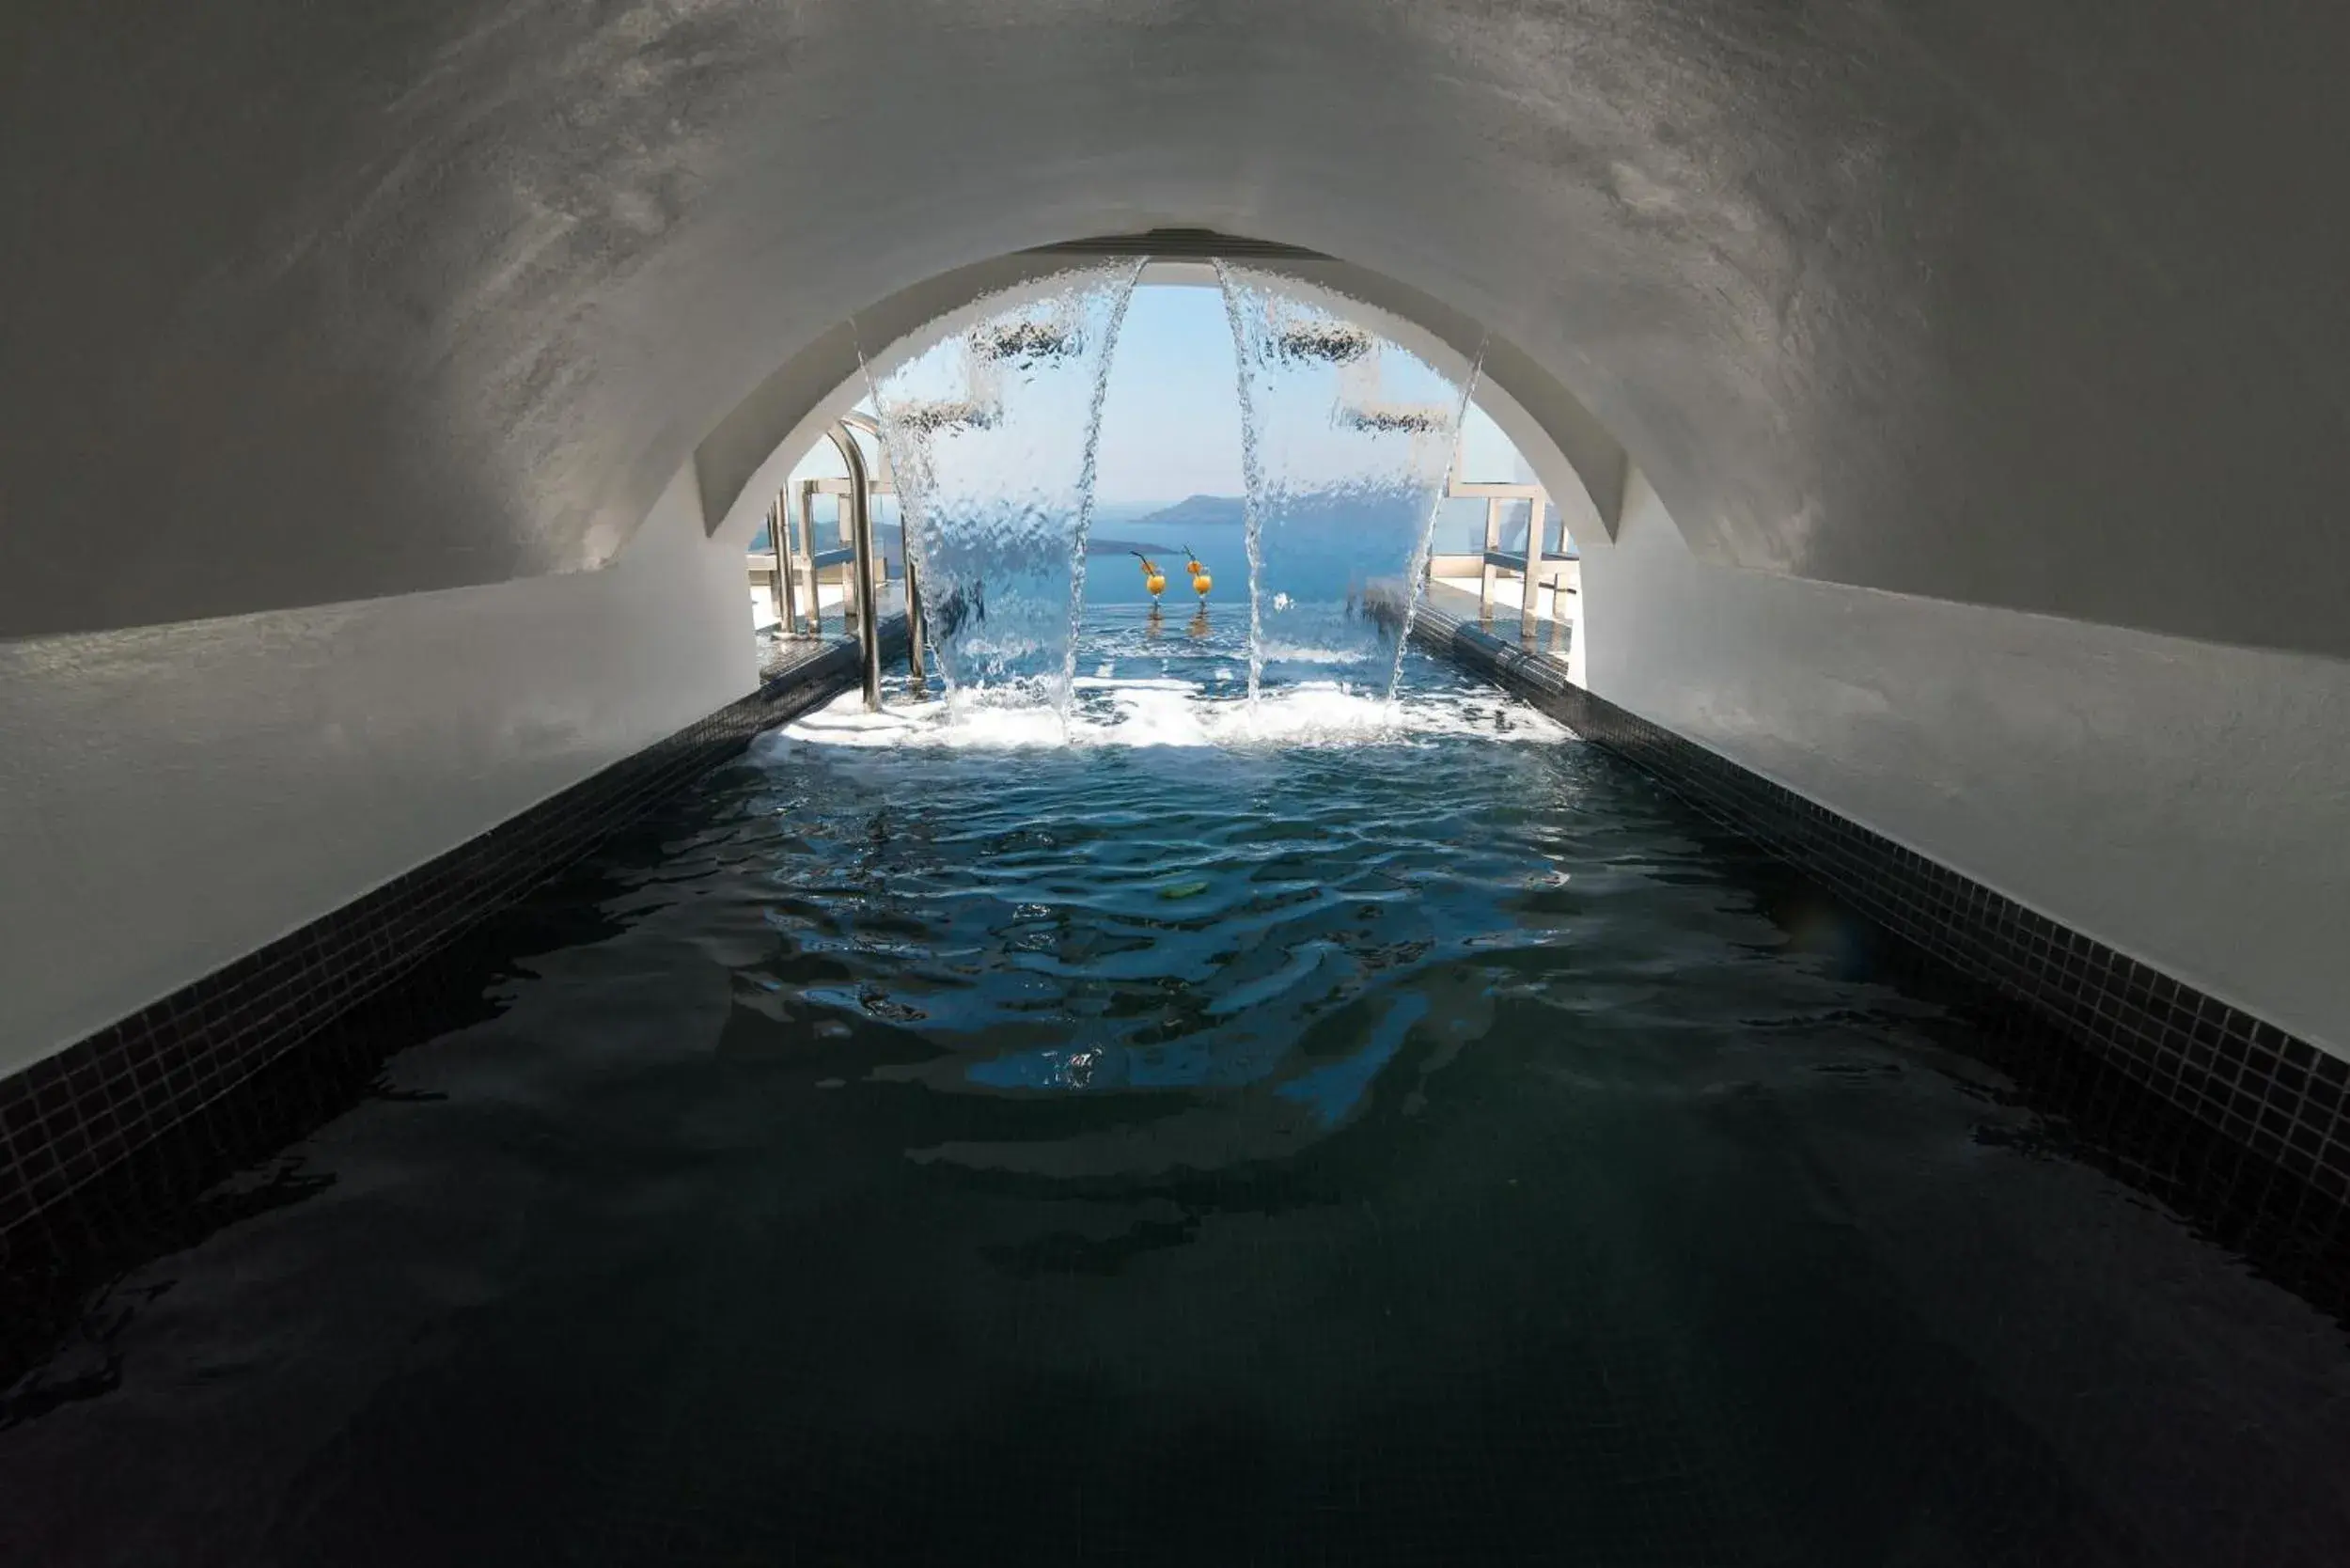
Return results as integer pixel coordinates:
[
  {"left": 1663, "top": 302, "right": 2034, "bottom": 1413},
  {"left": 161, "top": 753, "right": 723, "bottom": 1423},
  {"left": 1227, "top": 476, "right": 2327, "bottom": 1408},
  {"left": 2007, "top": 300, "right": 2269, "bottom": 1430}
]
[
  {"left": 771, "top": 490, "right": 796, "bottom": 635},
  {"left": 838, "top": 409, "right": 924, "bottom": 696},
  {"left": 790, "top": 481, "right": 808, "bottom": 635},
  {"left": 827, "top": 424, "right": 884, "bottom": 712},
  {"left": 1520, "top": 497, "right": 1544, "bottom": 642},
  {"left": 1479, "top": 497, "right": 1499, "bottom": 624},
  {"left": 902, "top": 533, "right": 929, "bottom": 693}
]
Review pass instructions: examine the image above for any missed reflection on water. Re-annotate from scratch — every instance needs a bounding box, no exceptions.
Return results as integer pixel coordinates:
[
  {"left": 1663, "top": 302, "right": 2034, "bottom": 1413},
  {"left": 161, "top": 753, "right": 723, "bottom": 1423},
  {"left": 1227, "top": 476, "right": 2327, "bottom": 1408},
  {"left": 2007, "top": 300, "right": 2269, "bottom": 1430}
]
[
  {"left": 3, "top": 619, "right": 2348, "bottom": 1566},
  {"left": 749, "top": 608, "right": 1563, "bottom": 1146}
]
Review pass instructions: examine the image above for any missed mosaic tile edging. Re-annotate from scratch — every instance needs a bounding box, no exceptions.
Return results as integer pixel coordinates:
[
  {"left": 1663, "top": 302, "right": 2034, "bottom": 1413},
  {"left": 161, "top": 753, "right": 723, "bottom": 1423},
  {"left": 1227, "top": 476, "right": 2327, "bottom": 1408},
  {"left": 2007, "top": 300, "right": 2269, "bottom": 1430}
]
[
  {"left": 0, "top": 622, "right": 907, "bottom": 1237},
  {"left": 1378, "top": 588, "right": 2350, "bottom": 1201}
]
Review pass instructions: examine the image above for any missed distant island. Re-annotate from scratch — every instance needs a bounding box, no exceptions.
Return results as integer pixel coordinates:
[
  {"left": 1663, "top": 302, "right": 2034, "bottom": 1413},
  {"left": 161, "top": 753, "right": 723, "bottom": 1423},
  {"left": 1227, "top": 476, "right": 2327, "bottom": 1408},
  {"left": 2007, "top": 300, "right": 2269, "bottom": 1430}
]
[
  {"left": 1085, "top": 494, "right": 1246, "bottom": 556},
  {"left": 1045, "top": 494, "right": 1419, "bottom": 558},
  {"left": 1131, "top": 494, "right": 1247, "bottom": 532},
  {"left": 1120, "top": 492, "right": 1380, "bottom": 541}
]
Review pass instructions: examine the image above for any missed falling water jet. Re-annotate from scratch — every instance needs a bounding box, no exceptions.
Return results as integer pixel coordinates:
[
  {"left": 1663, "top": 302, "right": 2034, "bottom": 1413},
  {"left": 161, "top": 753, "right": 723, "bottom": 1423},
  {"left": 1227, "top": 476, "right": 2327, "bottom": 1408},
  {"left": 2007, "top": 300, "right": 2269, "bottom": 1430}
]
[
  {"left": 1216, "top": 264, "right": 1479, "bottom": 715},
  {"left": 856, "top": 265, "right": 1141, "bottom": 703},
  {"left": 1386, "top": 334, "right": 1488, "bottom": 712},
  {"left": 1213, "top": 259, "right": 1273, "bottom": 708},
  {"left": 852, "top": 321, "right": 937, "bottom": 682},
  {"left": 1058, "top": 258, "right": 1148, "bottom": 728}
]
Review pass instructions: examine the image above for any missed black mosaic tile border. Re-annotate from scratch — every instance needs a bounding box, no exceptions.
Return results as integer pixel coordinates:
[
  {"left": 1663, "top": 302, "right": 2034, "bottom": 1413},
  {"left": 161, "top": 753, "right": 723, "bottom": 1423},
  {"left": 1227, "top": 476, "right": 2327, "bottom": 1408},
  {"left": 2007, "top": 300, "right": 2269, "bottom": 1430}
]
[
  {"left": 0, "top": 622, "right": 905, "bottom": 1238},
  {"left": 1382, "top": 588, "right": 2350, "bottom": 1202}
]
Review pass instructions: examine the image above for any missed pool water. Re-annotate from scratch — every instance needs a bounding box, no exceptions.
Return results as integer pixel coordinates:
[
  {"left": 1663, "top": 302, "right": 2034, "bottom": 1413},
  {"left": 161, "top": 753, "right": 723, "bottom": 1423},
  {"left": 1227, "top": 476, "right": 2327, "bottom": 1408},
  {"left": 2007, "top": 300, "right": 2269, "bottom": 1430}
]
[{"left": 5, "top": 611, "right": 2348, "bottom": 1566}]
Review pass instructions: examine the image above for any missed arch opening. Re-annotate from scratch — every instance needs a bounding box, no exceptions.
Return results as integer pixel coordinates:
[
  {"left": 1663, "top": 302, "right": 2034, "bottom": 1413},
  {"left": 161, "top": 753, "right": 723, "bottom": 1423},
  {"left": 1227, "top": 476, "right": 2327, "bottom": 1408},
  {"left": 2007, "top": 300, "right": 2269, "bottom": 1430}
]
[
  {"left": 713, "top": 251, "right": 1595, "bottom": 722},
  {"left": 697, "top": 240, "right": 1628, "bottom": 578}
]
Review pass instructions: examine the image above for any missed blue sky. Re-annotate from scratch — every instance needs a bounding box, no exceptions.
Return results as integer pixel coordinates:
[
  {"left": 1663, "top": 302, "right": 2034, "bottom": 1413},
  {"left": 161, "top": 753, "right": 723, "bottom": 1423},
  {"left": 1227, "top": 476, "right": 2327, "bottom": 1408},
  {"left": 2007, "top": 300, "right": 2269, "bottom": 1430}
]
[
  {"left": 1091, "top": 284, "right": 1247, "bottom": 506},
  {"left": 1091, "top": 284, "right": 1525, "bottom": 509}
]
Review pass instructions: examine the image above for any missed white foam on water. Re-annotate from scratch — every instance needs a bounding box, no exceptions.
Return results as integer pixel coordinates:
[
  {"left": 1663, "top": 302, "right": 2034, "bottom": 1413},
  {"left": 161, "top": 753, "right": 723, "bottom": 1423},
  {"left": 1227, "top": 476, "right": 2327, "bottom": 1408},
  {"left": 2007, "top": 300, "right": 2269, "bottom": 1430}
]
[
  {"left": 766, "top": 689, "right": 1063, "bottom": 751},
  {"left": 751, "top": 676, "right": 1568, "bottom": 758},
  {"left": 1257, "top": 643, "right": 1371, "bottom": 666}
]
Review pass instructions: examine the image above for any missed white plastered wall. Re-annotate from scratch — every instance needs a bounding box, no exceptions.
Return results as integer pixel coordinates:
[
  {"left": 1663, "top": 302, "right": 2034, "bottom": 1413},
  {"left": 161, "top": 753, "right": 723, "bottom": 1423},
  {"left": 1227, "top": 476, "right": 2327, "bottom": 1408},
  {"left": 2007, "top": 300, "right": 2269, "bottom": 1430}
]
[
  {"left": 1579, "top": 469, "right": 2350, "bottom": 1058},
  {"left": 0, "top": 467, "right": 755, "bottom": 1075}
]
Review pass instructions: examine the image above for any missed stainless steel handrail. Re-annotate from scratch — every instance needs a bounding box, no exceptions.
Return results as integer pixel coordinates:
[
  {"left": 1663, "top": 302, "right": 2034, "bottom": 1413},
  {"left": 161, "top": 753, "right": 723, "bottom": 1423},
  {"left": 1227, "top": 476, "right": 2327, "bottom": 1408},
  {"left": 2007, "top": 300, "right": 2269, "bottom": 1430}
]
[
  {"left": 901, "top": 536, "right": 928, "bottom": 693},
  {"left": 825, "top": 423, "right": 885, "bottom": 711},
  {"left": 769, "top": 489, "right": 796, "bottom": 635},
  {"left": 837, "top": 410, "right": 927, "bottom": 693}
]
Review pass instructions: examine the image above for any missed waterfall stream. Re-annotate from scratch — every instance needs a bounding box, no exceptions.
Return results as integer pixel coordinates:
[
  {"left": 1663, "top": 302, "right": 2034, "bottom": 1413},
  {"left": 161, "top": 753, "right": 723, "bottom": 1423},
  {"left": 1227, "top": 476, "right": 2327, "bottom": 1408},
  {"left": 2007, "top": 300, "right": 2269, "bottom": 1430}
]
[
  {"left": 1059, "top": 261, "right": 1147, "bottom": 717},
  {"left": 856, "top": 259, "right": 1486, "bottom": 723},
  {"left": 1386, "top": 335, "right": 1487, "bottom": 707},
  {"left": 1213, "top": 263, "right": 1479, "bottom": 709},
  {"left": 859, "top": 263, "right": 1142, "bottom": 708}
]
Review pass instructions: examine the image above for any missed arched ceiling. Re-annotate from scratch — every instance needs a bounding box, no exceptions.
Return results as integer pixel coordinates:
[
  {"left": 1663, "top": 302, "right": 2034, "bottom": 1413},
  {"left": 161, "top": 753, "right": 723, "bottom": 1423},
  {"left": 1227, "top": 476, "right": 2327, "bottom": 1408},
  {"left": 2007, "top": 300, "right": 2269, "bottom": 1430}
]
[{"left": 5, "top": 0, "right": 2345, "bottom": 653}]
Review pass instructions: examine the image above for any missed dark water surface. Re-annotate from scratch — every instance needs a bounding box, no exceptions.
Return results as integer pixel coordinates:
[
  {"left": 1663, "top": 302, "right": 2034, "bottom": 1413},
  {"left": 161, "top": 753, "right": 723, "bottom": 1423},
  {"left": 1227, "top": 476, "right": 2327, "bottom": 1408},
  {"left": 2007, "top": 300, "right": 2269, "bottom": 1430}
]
[{"left": 5, "top": 626, "right": 2348, "bottom": 1566}]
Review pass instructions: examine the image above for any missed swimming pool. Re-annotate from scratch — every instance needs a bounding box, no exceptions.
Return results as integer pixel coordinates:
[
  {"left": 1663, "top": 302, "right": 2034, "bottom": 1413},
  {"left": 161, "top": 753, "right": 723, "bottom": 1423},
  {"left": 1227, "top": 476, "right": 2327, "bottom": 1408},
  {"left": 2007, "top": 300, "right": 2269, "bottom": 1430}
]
[{"left": 5, "top": 613, "right": 2346, "bottom": 1565}]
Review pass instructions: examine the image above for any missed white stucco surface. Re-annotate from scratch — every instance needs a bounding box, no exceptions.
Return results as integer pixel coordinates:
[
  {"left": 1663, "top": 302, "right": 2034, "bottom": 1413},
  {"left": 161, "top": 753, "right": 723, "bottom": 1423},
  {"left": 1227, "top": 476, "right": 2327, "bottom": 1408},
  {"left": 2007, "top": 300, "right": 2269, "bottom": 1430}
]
[
  {"left": 0, "top": 470, "right": 753, "bottom": 1074},
  {"left": 1, "top": 0, "right": 2345, "bottom": 1073},
  {"left": 6, "top": 1, "right": 2348, "bottom": 660},
  {"left": 1582, "top": 471, "right": 2350, "bottom": 1057}
]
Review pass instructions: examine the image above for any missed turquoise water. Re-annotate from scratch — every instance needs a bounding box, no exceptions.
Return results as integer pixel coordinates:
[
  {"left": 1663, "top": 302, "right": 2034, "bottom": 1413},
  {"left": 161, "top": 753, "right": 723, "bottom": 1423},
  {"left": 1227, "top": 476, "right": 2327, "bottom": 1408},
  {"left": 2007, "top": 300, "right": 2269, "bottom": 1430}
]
[{"left": 4, "top": 619, "right": 2347, "bottom": 1565}]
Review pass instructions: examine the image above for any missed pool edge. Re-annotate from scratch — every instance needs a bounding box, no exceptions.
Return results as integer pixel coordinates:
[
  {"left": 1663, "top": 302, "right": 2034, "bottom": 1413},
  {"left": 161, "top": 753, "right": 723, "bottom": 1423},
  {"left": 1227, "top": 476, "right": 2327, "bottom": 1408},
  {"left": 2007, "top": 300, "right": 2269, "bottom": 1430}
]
[
  {"left": 1376, "top": 585, "right": 2350, "bottom": 1215},
  {"left": 0, "top": 621, "right": 907, "bottom": 1243}
]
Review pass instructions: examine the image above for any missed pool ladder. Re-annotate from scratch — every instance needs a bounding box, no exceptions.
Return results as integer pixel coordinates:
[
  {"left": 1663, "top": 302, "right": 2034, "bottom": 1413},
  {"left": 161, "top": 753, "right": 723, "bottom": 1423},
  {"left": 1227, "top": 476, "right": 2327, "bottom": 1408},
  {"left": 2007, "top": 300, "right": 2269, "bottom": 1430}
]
[{"left": 763, "top": 414, "right": 927, "bottom": 712}]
